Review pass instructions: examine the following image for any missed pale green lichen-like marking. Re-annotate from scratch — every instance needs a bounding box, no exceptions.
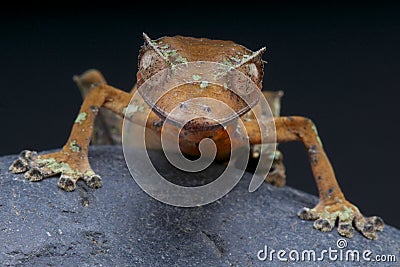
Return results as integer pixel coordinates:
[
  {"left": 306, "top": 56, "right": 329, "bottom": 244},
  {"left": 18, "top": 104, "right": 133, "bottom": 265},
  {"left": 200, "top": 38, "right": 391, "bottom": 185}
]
[
  {"left": 200, "top": 80, "right": 209, "bottom": 88},
  {"left": 174, "top": 55, "right": 188, "bottom": 64},
  {"left": 221, "top": 58, "right": 233, "bottom": 67},
  {"left": 213, "top": 63, "right": 234, "bottom": 81},
  {"left": 229, "top": 55, "right": 241, "bottom": 63},
  {"left": 168, "top": 50, "right": 178, "bottom": 57},
  {"left": 223, "top": 83, "right": 228, "bottom": 90},
  {"left": 320, "top": 204, "right": 356, "bottom": 223},
  {"left": 192, "top": 74, "right": 202, "bottom": 81},
  {"left": 74, "top": 112, "right": 87, "bottom": 124},
  {"left": 70, "top": 140, "right": 81, "bottom": 153},
  {"left": 37, "top": 157, "right": 74, "bottom": 174},
  {"left": 138, "top": 104, "right": 145, "bottom": 112},
  {"left": 161, "top": 48, "right": 178, "bottom": 61},
  {"left": 274, "top": 150, "right": 282, "bottom": 160},
  {"left": 157, "top": 43, "right": 187, "bottom": 65},
  {"left": 124, "top": 103, "right": 146, "bottom": 118},
  {"left": 213, "top": 71, "right": 225, "bottom": 81},
  {"left": 128, "top": 104, "right": 139, "bottom": 113},
  {"left": 85, "top": 169, "right": 95, "bottom": 176},
  {"left": 147, "top": 37, "right": 188, "bottom": 66},
  {"left": 338, "top": 205, "right": 356, "bottom": 222},
  {"left": 254, "top": 145, "right": 280, "bottom": 159}
]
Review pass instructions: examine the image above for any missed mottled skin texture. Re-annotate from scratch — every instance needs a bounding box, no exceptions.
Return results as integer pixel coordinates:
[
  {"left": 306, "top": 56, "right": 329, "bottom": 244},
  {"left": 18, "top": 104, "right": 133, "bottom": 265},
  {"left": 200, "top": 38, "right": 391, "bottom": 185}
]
[{"left": 10, "top": 34, "right": 383, "bottom": 239}]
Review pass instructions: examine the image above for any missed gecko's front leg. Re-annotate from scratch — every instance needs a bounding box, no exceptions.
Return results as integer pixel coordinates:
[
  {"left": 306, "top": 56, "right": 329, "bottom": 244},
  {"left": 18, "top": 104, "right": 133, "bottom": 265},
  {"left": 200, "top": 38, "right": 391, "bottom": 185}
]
[
  {"left": 10, "top": 72, "right": 131, "bottom": 191},
  {"left": 244, "top": 116, "right": 384, "bottom": 239}
]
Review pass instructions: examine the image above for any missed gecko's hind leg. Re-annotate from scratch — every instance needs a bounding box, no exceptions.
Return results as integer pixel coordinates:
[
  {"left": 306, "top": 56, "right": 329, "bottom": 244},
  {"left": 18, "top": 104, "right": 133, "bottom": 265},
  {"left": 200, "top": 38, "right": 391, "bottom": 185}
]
[{"left": 74, "top": 69, "right": 124, "bottom": 145}]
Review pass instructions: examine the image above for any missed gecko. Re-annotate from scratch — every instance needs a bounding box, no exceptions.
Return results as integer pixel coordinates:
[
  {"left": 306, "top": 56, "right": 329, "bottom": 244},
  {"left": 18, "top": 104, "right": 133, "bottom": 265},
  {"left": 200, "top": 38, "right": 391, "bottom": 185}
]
[{"left": 9, "top": 33, "right": 383, "bottom": 239}]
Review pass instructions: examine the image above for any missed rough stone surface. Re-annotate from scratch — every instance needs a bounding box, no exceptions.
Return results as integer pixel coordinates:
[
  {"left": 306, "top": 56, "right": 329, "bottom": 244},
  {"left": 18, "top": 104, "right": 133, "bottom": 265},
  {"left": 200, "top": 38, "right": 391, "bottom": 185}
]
[{"left": 0, "top": 146, "right": 399, "bottom": 266}]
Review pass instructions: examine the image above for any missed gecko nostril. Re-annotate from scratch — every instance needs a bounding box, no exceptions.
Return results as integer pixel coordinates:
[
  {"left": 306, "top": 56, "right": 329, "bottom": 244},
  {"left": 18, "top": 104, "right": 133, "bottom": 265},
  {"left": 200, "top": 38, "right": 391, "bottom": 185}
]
[
  {"left": 202, "top": 106, "right": 211, "bottom": 113},
  {"left": 179, "top": 103, "right": 187, "bottom": 109}
]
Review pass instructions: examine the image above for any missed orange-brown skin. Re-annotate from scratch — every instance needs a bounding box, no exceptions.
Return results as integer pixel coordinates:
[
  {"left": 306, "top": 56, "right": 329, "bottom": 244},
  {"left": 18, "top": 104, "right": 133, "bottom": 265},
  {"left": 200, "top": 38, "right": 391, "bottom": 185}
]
[{"left": 10, "top": 34, "right": 383, "bottom": 239}]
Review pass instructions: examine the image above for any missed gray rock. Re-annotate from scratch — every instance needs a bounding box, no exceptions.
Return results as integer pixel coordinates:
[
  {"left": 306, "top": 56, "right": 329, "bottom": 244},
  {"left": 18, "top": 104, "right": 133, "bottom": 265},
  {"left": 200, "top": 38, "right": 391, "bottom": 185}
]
[{"left": 0, "top": 146, "right": 399, "bottom": 266}]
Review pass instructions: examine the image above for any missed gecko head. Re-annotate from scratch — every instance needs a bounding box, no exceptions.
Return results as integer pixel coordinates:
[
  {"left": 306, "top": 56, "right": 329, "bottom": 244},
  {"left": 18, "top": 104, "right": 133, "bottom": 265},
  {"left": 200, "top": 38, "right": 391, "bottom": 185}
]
[{"left": 136, "top": 33, "right": 266, "bottom": 131}]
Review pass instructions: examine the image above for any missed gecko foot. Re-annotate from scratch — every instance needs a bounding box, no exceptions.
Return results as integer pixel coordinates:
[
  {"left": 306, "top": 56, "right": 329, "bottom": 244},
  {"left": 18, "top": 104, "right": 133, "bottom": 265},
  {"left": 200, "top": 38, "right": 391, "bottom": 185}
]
[
  {"left": 9, "top": 149, "right": 102, "bottom": 192},
  {"left": 298, "top": 200, "right": 384, "bottom": 239}
]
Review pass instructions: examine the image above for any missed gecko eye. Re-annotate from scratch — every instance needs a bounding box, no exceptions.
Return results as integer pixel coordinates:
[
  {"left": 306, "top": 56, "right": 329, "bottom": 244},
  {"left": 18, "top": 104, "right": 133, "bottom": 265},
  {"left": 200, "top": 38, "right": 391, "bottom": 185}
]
[
  {"left": 139, "top": 51, "right": 156, "bottom": 70},
  {"left": 138, "top": 49, "right": 169, "bottom": 85},
  {"left": 246, "top": 63, "right": 259, "bottom": 80},
  {"left": 239, "top": 61, "right": 264, "bottom": 90}
]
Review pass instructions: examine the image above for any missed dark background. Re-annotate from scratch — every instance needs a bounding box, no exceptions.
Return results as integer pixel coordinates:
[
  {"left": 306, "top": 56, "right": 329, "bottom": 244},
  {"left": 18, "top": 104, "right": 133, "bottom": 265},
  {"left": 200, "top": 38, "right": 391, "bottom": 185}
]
[{"left": 1, "top": 4, "right": 399, "bottom": 228}]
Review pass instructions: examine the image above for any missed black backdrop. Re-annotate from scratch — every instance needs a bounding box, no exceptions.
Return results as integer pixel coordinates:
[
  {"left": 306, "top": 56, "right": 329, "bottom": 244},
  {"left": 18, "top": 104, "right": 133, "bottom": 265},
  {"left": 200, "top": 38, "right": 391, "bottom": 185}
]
[{"left": 1, "top": 4, "right": 399, "bottom": 228}]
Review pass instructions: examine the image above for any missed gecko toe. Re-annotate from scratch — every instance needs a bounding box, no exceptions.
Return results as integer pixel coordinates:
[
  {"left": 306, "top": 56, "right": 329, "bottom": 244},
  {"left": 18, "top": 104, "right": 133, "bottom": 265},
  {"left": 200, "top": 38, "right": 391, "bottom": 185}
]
[
  {"left": 19, "top": 150, "right": 38, "bottom": 162},
  {"left": 338, "top": 221, "right": 354, "bottom": 238},
  {"left": 9, "top": 158, "right": 29, "bottom": 173},
  {"left": 360, "top": 224, "right": 377, "bottom": 240},
  {"left": 354, "top": 215, "right": 383, "bottom": 240},
  {"left": 85, "top": 174, "right": 102, "bottom": 189},
  {"left": 58, "top": 175, "right": 78, "bottom": 192},
  {"left": 368, "top": 216, "right": 384, "bottom": 232},
  {"left": 24, "top": 167, "right": 44, "bottom": 181},
  {"left": 297, "top": 207, "right": 319, "bottom": 220},
  {"left": 313, "top": 218, "right": 334, "bottom": 232}
]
